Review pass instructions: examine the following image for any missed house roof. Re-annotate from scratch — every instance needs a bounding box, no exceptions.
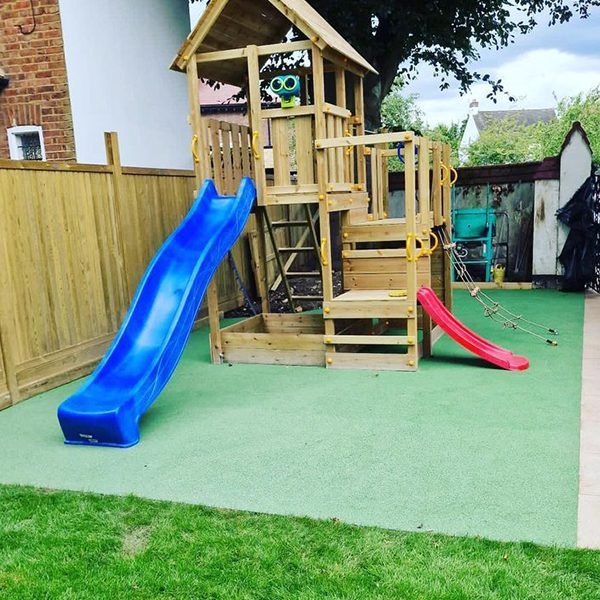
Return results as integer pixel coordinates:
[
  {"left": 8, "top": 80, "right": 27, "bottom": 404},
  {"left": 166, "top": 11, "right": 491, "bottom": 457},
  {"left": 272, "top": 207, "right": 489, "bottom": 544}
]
[
  {"left": 171, "top": 0, "right": 377, "bottom": 85},
  {"left": 473, "top": 108, "right": 556, "bottom": 132}
]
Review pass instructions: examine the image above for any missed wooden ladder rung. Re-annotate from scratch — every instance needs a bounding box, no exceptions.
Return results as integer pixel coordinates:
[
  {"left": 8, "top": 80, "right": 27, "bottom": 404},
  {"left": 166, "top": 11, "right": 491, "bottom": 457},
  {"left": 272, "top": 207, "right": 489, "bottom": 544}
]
[
  {"left": 292, "top": 295, "right": 323, "bottom": 301},
  {"left": 286, "top": 271, "right": 320, "bottom": 277},
  {"left": 271, "top": 220, "right": 309, "bottom": 227},
  {"left": 279, "top": 247, "right": 315, "bottom": 252}
]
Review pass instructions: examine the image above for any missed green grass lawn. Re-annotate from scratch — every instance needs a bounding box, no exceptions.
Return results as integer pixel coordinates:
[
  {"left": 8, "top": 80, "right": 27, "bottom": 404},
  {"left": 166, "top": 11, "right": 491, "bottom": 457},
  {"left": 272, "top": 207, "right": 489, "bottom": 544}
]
[{"left": 1, "top": 485, "right": 599, "bottom": 600}]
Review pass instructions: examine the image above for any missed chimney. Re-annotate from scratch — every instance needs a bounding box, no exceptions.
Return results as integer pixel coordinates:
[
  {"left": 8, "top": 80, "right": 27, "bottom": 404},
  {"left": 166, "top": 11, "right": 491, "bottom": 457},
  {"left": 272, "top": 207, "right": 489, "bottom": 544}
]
[{"left": 469, "top": 99, "right": 479, "bottom": 116}]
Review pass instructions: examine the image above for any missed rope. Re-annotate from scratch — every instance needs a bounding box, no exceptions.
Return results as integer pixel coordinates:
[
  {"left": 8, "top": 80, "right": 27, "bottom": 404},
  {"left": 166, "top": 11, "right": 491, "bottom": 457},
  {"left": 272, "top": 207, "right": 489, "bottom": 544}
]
[
  {"left": 436, "top": 226, "right": 558, "bottom": 345},
  {"left": 227, "top": 251, "right": 259, "bottom": 316}
]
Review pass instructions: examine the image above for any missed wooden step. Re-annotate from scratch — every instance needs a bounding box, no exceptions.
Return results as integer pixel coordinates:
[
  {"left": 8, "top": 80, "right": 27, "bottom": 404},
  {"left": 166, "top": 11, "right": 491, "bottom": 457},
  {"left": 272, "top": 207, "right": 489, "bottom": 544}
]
[
  {"left": 323, "top": 289, "right": 417, "bottom": 320},
  {"left": 342, "top": 218, "right": 408, "bottom": 243}
]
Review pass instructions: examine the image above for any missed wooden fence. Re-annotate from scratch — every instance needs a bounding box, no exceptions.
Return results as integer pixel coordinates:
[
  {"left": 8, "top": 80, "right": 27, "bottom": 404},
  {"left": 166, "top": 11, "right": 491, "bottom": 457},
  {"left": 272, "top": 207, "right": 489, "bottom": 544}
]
[{"left": 0, "top": 128, "right": 255, "bottom": 409}]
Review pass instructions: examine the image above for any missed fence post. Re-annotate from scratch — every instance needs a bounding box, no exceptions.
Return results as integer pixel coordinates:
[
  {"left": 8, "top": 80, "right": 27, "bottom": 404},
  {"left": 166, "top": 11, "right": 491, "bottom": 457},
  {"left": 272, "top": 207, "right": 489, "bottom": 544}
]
[
  {"left": 0, "top": 320, "right": 20, "bottom": 407},
  {"left": 104, "top": 132, "right": 131, "bottom": 312}
]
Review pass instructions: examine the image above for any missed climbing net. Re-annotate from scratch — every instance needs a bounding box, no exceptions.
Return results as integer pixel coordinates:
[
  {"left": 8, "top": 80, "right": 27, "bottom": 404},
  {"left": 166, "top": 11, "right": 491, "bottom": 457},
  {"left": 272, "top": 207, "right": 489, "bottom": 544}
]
[{"left": 436, "top": 225, "right": 559, "bottom": 346}]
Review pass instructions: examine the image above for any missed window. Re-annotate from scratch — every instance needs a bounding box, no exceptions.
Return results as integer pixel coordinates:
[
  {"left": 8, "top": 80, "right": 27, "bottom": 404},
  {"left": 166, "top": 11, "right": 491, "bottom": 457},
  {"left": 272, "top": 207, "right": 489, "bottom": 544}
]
[{"left": 7, "top": 126, "right": 46, "bottom": 161}]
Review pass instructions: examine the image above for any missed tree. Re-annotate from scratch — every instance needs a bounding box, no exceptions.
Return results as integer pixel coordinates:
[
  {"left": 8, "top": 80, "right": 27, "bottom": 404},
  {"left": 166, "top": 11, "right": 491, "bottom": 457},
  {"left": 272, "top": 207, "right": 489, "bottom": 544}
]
[
  {"left": 426, "top": 121, "right": 467, "bottom": 165},
  {"left": 464, "top": 118, "right": 544, "bottom": 165},
  {"left": 538, "top": 87, "right": 600, "bottom": 160},
  {"left": 380, "top": 77, "right": 465, "bottom": 170},
  {"left": 380, "top": 77, "right": 426, "bottom": 133},
  {"left": 191, "top": 1, "right": 599, "bottom": 129}
]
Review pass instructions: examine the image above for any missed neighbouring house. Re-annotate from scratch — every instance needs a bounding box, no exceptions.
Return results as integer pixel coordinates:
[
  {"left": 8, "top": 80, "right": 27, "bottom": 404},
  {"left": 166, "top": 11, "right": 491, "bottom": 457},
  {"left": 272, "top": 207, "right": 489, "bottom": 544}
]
[
  {"left": 459, "top": 100, "right": 556, "bottom": 162},
  {"left": 0, "top": 0, "right": 192, "bottom": 168}
]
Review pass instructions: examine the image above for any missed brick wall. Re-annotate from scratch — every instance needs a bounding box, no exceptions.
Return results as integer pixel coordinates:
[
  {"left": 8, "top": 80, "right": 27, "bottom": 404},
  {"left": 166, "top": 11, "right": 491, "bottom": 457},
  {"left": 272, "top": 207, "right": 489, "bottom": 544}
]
[{"left": 0, "top": 0, "right": 75, "bottom": 161}]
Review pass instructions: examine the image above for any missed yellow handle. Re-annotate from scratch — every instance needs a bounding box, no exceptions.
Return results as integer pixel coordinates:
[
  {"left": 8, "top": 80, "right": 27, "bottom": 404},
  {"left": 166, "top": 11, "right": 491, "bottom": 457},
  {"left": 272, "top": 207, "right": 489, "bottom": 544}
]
[
  {"left": 415, "top": 234, "right": 425, "bottom": 259},
  {"left": 440, "top": 163, "right": 449, "bottom": 185},
  {"left": 344, "top": 129, "right": 352, "bottom": 156},
  {"left": 429, "top": 230, "right": 439, "bottom": 254},
  {"left": 252, "top": 131, "right": 261, "bottom": 160},
  {"left": 406, "top": 233, "right": 414, "bottom": 262},
  {"left": 388, "top": 289, "right": 407, "bottom": 297},
  {"left": 191, "top": 134, "right": 199, "bottom": 164},
  {"left": 320, "top": 237, "right": 328, "bottom": 266},
  {"left": 449, "top": 166, "right": 458, "bottom": 186}
]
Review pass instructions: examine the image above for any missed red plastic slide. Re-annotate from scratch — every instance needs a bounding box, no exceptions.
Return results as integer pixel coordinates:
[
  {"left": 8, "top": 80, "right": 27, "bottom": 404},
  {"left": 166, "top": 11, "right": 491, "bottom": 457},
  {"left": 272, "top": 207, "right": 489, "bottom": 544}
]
[{"left": 417, "top": 287, "right": 529, "bottom": 371}]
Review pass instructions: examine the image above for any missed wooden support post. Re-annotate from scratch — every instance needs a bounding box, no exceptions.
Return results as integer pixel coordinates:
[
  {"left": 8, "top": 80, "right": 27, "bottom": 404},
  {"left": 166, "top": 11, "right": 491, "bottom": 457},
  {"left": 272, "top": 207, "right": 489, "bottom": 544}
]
[
  {"left": 104, "top": 132, "right": 130, "bottom": 312},
  {"left": 418, "top": 137, "right": 432, "bottom": 358},
  {"left": 442, "top": 143, "right": 453, "bottom": 312},
  {"left": 188, "top": 57, "right": 222, "bottom": 363},
  {"left": 353, "top": 76, "right": 366, "bottom": 186},
  {"left": 312, "top": 44, "right": 335, "bottom": 348},
  {"left": 247, "top": 45, "right": 270, "bottom": 313},
  {"left": 404, "top": 137, "right": 419, "bottom": 370},
  {"left": 0, "top": 295, "right": 19, "bottom": 406},
  {"left": 370, "top": 146, "right": 380, "bottom": 219},
  {"left": 432, "top": 142, "right": 443, "bottom": 227}
]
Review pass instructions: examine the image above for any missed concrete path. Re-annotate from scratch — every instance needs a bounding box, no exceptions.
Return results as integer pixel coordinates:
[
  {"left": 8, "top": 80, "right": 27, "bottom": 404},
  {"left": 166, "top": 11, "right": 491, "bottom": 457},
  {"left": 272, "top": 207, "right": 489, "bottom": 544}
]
[{"left": 577, "top": 289, "right": 600, "bottom": 548}]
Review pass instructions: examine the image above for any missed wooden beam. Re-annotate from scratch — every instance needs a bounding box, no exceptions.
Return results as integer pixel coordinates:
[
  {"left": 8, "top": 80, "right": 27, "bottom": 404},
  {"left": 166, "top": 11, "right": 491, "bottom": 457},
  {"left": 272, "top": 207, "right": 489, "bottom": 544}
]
[
  {"left": 262, "top": 105, "right": 315, "bottom": 119},
  {"left": 247, "top": 45, "right": 270, "bottom": 312},
  {"left": 195, "top": 40, "right": 312, "bottom": 66},
  {"left": 315, "top": 131, "right": 414, "bottom": 149},
  {"left": 188, "top": 59, "right": 222, "bottom": 363},
  {"left": 104, "top": 132, "right": 130, "bottom": 311},
  {"left": 323, "top": 102, "right": 351, "bottom": 119}
]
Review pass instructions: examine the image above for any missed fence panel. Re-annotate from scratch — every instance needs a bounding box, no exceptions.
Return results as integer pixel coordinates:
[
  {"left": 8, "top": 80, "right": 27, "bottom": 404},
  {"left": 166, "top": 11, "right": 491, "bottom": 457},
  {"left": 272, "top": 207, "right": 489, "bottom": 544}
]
[{"left": 0, "top": 128, "right": 255, "bottom": 407}]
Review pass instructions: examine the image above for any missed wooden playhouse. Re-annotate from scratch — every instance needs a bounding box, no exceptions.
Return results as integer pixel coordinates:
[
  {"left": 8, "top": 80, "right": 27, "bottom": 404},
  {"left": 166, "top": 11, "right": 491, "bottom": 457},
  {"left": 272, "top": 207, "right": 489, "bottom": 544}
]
[{"left": 171, "top": 0, "right": 454, "bottom": 371}]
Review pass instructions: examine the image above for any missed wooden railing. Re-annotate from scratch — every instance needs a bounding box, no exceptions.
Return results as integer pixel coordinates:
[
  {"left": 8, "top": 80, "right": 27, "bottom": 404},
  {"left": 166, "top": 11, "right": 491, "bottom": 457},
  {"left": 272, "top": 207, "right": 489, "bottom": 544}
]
[{"left": 0, "top": 130, "right": 254, "bottom": 409}]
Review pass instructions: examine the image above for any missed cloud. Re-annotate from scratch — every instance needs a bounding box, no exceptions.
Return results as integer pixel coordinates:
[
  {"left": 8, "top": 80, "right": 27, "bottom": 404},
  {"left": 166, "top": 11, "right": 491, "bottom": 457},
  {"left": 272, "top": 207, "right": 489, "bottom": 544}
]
[{"left": 408, "top": 48, "right": 600, "bottom": 126}]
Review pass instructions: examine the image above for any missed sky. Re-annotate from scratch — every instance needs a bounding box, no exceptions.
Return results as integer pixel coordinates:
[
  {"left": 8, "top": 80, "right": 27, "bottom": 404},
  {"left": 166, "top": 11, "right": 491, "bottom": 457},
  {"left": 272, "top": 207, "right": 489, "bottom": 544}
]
[
  {"left": 403, "top": 9, "right": 600, "bottom": 126},
  {"left": 188, "top": 1, "right": 600, "bottom": 126}
]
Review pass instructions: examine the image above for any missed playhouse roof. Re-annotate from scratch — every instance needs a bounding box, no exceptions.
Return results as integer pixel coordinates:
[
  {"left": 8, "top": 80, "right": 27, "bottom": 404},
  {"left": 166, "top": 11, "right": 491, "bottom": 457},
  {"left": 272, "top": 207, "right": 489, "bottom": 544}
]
[{"left": 171, "top": 0, "right": 377, "bottom": 84}]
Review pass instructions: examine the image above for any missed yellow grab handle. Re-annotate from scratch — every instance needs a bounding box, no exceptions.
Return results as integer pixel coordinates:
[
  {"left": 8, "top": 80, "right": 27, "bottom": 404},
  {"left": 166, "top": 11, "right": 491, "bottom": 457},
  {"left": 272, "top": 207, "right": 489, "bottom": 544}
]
[
  {"left": 252, "top": 131, "right": 261, "bottom": 160},
  {"left": 191, "top": 134, "right": 199, "bottom": 164},
  {"left": 429, "top": 230, "right": 439, "bottom": 254},
  {"left": 450, "top": 167, "right": 458, "bottom": 186},
  {"left": 415, "top": 234, "right": 425, "bottom": 258},
  {"left": 440, "top": 163, "right": 449, "bottom": 185},
  {"left": 344, "top": 129, "right": 353, "bottom": 156},
  {"left": 320, "top": 237, "right": 328, "bottom": 266},
  {"left": 406, "top": 233, "right": 414, "bottom": 262}
]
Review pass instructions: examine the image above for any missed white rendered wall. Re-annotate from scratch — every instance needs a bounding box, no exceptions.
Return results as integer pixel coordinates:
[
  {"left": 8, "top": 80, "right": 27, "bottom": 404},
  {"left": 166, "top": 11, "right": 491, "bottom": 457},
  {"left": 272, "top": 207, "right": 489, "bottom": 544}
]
[
  {"left": 532, "top": 129, "right": 592, "bottom": 277},
  {"left": 59, "top": 0, "right": 191, "bottom": 168},
  {"left": 532, "top": 179, "right": 560, "bottom": 276},
  {"left": 558, "top": 130, "right": 593, "bottom": 255}
]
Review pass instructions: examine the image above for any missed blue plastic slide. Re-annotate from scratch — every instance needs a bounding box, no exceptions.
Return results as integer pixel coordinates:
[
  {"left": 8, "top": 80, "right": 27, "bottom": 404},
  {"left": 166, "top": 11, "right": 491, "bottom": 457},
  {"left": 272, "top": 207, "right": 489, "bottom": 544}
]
[{"left": 58, "top": 178, "right": 256, "bottom": 448}]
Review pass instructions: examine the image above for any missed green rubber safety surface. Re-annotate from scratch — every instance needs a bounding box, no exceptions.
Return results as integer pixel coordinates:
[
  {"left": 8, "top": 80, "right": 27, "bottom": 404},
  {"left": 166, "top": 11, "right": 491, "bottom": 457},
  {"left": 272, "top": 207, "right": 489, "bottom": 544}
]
[{"left": 0, "top": 290, "right": 584, "bottom": 546}]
